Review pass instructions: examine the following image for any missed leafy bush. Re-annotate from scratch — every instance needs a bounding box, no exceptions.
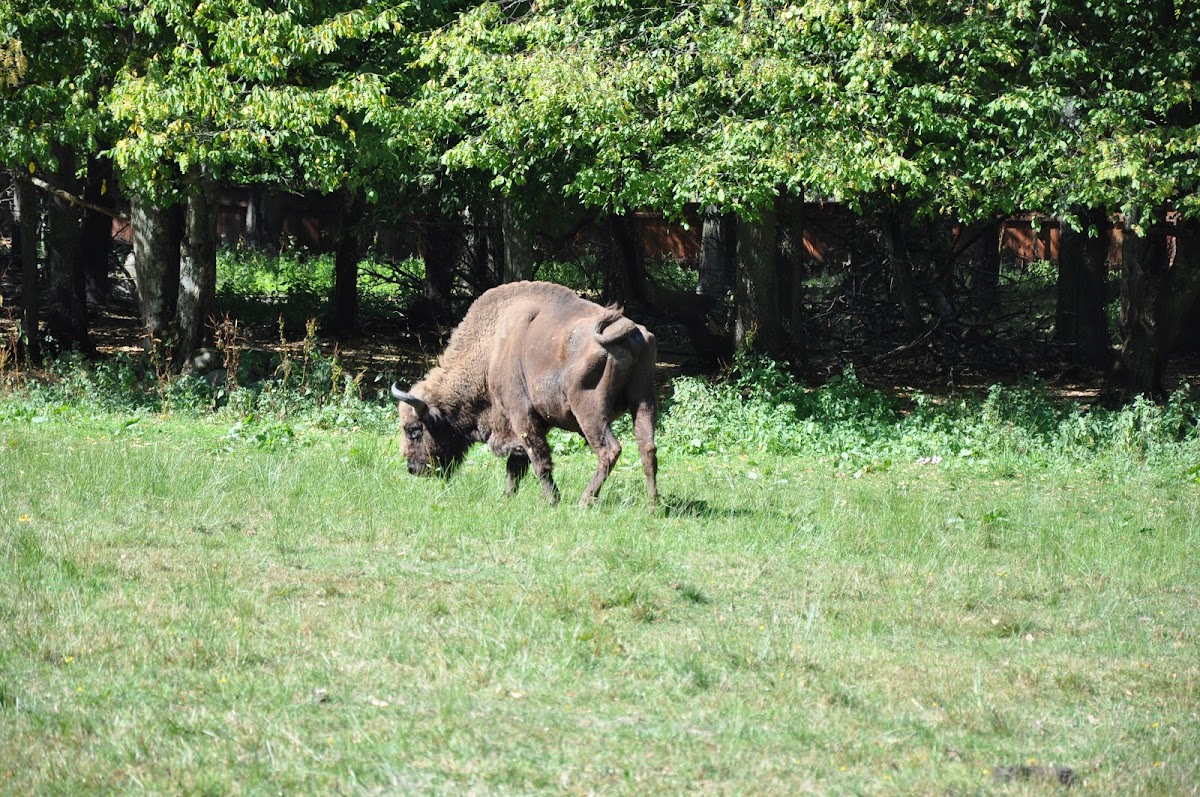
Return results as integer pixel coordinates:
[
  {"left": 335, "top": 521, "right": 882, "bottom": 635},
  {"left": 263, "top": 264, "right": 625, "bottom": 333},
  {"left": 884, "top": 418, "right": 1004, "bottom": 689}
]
[
  {"left": 216, "top": 248, "right": 335, "bottom": 297},
  {"left": 23, "top": 352, "right": 215, "bottom": 415},
  {"left": 659, "top": 353, "right": 1200, "bottom": 478},
  {"left": 0, "top": 317, "right": 396, "bottom": 435},
  {"left": 661, "top": 374, "right": 803, "bottom": 456},
  {"left": 535, "top": 257, "right": 605, "bottom": 296},
  {"left": 662, "top": 353, "right": 904, "bottom": 460},
  {"left": 215, "top": 247, "right": 423, "bottom": 328},
  {"left": 215, "top": 248, "right": 333, "bottom": 327}
]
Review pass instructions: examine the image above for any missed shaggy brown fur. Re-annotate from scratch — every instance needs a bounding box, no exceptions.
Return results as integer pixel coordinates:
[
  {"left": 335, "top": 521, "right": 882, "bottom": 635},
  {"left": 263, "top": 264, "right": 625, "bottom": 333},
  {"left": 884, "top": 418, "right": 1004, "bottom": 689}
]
[{"left": 393, "top": 281, "right": 659, "bottom": 507}]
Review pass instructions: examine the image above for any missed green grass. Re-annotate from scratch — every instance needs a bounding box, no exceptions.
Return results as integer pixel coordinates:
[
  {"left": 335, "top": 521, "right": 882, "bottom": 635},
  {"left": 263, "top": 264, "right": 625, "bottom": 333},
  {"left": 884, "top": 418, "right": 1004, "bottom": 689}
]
[{"left": 1, "top": 402, "right": 1198, "bottom": 795}]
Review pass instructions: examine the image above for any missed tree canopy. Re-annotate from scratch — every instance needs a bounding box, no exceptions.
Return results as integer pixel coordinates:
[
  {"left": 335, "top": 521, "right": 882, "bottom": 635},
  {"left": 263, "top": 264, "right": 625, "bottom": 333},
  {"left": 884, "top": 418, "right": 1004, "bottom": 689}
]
[
  {"left": 105, "top": 2, "right": 425, "bottom": 203},
  {"left": 2, "top": 0, "right": 1194, "bottom": 219},
  {"left": 2, "top": 0, "right": 1198, "bottom": 394},
  {"left": 418, "top": 0, "right": 1198, "bottom": 226}
]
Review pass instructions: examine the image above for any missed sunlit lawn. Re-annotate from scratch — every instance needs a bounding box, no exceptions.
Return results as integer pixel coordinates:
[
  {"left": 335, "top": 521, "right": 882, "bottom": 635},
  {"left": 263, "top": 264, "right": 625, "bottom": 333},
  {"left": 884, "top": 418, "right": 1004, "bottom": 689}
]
[{"left": 1, "top": 412, "right": 1197, "bottom": 794}]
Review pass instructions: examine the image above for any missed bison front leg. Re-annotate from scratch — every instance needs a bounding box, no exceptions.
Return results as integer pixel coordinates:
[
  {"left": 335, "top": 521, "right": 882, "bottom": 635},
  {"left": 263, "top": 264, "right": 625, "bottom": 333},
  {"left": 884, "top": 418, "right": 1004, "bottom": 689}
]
[
  {"left": 519, "top": 431, "right": 560, "bottom": 505},
  {"left": 505, "top": 453, "right": 529, "bottom": 496}
]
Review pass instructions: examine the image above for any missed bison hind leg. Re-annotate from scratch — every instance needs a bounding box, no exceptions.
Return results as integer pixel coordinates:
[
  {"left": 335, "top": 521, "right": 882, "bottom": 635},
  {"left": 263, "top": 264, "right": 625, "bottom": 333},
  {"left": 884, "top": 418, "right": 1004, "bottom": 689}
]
[
  {"left": 580, "top": 422, "right": 622, "bottom": 507},
  {"left": 630, "top": 400, "right": 659, "bottom": 510}
]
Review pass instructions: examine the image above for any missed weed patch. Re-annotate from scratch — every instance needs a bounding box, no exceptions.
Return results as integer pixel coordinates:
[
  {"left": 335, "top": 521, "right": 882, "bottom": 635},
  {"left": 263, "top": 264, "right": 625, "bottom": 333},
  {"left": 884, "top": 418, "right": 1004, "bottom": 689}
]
[{"left": 660, "top": 352, "right": 1200, "bottom": 481}]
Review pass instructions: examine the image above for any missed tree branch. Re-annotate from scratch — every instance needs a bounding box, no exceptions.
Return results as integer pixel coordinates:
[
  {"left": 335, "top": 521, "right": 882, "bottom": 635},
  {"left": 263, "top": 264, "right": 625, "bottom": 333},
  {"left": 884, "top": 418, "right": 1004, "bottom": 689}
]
[{"left": 28, "top": 175, "right": 129, "bottom": 222}]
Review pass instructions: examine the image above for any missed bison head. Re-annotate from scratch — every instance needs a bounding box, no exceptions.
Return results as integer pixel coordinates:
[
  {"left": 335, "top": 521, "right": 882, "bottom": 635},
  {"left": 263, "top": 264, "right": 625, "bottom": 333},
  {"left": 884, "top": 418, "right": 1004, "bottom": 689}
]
[{"left": 391, "top": 384, "right": 469, "bottom": 477}]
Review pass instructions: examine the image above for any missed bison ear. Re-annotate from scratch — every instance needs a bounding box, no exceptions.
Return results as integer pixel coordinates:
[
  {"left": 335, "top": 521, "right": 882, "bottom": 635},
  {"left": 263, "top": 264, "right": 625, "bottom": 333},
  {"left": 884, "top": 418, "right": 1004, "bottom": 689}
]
[{"left": 390, "top": 384, "right": 429, "bottom": 419}]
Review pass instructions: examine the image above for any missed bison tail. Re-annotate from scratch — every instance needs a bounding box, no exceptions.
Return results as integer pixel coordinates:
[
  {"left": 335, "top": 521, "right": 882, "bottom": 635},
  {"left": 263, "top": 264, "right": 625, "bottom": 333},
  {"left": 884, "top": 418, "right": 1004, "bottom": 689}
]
[{"left": 595, "top": 309, "right": 639, "bottom": 346}]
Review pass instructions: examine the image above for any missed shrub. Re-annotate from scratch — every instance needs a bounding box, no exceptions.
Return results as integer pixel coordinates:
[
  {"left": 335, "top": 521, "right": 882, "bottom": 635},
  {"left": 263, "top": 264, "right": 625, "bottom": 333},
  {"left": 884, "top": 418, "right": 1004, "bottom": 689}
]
[
  {"left": 659, "top": 353, "right": 1200, "bottom": 478},
  {"left": 5, "top": 337, "right": 1198, "bottom": 480}
]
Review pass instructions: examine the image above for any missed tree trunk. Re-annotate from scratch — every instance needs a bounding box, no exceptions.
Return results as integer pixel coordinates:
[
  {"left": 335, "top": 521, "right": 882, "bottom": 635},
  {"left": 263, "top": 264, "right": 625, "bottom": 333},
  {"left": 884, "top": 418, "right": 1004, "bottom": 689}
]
[
  {"left": 1112, "top": 218, "right": 1200, "bottom": 400},
  {"left": 926, "top": 216, "right": 958, "bottom": 320},
  {"left": 419, "top": 210, "right": 458, "bottom": 320},
  {"left": 971, "top": 217, "right": 1002, "bottom": 304},
  {"left": 462, "top": 205, "right": 495, "bottom": 293},
  {"left": 501, "top": 202, "right": 534, "bottom": 283},
  {"left": 735, "top": 207, "right": 783, "bottom": 356},
  {"left": 42, "top": 155, "right": 91, "bottom": 354},
  {"left": 880, "top": 204, "right": 924, "bottom": 333},
  {"left": 776, "top": 192, "right": 807, "bottom": 349},
  {"left": 176, "top": 178, "right": 219, "bottom": 368},
  {"left": 1056, "top": 208, "right": 1113, "bottom": 369},
  {"left": 606, "top": 213, "right": 729, "bottom": 363},
  {"left": 330, "top": 191, "right": 363, "bottom": 333},
  {"left": 697, "top": 205, "right": 733, "bottom": 300},
  {"left": 12, "top": 176, "right": 40, "bottom": 362},
  {"left": 80, "top": 156, "right": 115, "bottom": 303},
  {"left": 131, "top": 197, "right": 182, "bottom": 357},
  {"left": 486, "top": 207, "right": 506, "bottom": 290},
  {"left": 244, "top": 186, "right": 283, "bottom": 251}
]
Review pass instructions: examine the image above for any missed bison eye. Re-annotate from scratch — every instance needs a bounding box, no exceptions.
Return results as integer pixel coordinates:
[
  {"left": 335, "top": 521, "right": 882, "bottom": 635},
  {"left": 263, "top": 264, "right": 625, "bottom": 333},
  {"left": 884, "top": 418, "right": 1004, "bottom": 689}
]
[{"left": 405, "top": 425, "right": 423, "bottom": 440}]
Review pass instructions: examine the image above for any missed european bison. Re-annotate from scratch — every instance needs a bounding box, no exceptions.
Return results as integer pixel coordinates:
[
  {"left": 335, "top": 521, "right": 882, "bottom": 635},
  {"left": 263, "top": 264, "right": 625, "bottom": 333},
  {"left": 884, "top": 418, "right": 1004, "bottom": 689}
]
[{"left": 391, "top": 281, "right": 659, "bottom": 507}]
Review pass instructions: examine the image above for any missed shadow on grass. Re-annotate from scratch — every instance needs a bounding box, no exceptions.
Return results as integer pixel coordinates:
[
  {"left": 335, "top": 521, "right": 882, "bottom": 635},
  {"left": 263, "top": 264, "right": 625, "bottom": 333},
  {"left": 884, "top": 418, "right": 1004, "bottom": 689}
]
[{"left": 660, "top": 496, "right": 753, "bottom": 519}]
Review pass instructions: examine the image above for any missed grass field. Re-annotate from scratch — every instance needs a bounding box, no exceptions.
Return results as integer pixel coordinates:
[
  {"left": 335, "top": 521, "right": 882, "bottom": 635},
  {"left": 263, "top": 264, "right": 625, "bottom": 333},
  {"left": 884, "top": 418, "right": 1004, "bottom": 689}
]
[{"left": 2, "top": 373, "right": 1199, "bottom": 794}]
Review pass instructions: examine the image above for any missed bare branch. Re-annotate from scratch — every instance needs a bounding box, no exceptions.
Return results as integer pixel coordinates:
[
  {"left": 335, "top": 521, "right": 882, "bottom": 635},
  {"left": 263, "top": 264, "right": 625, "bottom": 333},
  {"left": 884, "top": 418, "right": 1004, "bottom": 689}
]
[{"left": 27, "top": 175, "right": 129, "bottom": 222}]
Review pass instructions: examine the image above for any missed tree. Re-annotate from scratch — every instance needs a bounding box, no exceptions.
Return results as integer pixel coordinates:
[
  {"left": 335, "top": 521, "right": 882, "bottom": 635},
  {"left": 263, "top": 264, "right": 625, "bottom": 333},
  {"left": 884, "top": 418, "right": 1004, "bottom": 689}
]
[
  {"left": 1023, "top": 0, "right": 1200, "bottom": 397},
  {"left": 1115, "top": 218, "right": 1200, "bottom": 399},
  {"left": 42, "top": 150, "right": 90, "bottom": 353},
  {"left": 1055, "top": 207, "right": 1113, "bottom": 369},
  {"left": 10, "top": 173, "right": 39, "bottom": 362},
  {"left": 501, "top": 202, "right": 534, "bottom": 284},
  {"left": 80, "top": 155, "right": 117, "bottom": 302},
  {"left": 5, "top": 0, "right": 1198, "bottom": 401},
  {"left": 130, "top": 197, "right": 181, "bottom": 355},
  {"left": 106, "top": 1, "right": 421, "bottom": 361},
  {"left": 0, "top": 0, "right": 124, "bottom": 355},
  {"left": 697, "top": 206, "right": 734, "bottom": 302},
  {"left": 176, "top": 172, "right": 218, "bottom": 365},
  {"left": 418, "top": 0, "right": 1057, "bottom": 350},
  {"left": 420, "top": 0, "right": 1200, "bottom": 388},
  {"left": 735, "top": 207, "right": 782, "bottom": 356},
  {"left": 330, "top": 190, "right": 364, "bottom": 333}
]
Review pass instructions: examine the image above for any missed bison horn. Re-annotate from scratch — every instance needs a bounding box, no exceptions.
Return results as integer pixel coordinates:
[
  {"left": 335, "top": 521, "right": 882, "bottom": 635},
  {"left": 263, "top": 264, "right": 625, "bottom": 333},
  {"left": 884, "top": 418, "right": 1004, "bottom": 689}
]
[{"left": 390, "top": 384, "right": 429, "bottom": 418}]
